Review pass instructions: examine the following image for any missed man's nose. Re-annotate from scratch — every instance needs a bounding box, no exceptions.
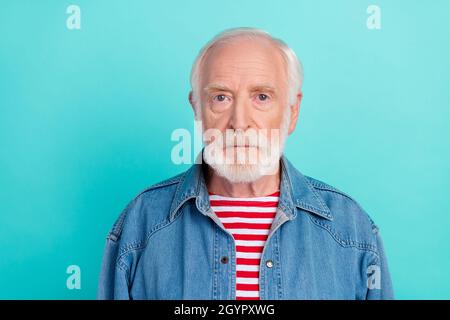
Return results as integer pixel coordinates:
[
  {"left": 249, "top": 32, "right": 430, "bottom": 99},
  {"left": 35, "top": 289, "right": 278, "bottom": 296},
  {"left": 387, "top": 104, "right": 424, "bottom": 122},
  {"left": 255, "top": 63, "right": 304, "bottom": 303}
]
[{"left": 229, "top": 96, "right": 251, "bottom": 131}]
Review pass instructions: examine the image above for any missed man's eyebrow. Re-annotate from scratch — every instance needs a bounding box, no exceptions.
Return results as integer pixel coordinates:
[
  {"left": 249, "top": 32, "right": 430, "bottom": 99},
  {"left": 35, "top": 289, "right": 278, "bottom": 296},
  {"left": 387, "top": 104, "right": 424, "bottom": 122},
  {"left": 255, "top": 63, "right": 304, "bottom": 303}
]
[
  {"left": 203, "top": 84, "right": 233, "bottom": 93},
  {"left": 249, "top": 84, "right": 277, "bottom": 92}
]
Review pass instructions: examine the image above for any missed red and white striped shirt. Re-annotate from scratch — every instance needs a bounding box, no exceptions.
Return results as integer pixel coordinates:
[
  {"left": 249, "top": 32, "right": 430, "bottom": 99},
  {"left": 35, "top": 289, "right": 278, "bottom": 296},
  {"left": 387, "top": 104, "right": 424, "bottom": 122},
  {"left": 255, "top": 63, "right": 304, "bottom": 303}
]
[{"left": 209, "top": 190, "right": 280, "bottom": 300}]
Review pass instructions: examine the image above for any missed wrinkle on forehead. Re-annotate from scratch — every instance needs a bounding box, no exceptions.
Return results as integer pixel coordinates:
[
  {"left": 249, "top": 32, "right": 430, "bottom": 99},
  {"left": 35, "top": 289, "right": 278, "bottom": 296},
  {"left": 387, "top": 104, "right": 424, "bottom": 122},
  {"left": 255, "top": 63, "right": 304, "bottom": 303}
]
[{"left": 200, "top": 37, "right": 288, "bottom": 89}]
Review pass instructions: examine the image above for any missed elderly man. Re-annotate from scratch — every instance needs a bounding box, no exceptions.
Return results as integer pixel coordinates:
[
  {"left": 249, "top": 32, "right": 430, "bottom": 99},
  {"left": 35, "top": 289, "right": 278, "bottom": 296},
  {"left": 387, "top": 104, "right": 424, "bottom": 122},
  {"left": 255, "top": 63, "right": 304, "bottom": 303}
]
[{"left": 97, "top": 27, "right": 393, "bottom": 300}]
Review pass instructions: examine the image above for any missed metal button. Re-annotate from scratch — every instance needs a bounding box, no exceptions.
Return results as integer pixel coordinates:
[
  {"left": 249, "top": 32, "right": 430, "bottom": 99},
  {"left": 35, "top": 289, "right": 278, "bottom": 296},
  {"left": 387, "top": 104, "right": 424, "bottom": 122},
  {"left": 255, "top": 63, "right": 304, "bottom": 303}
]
[
  {"left": 266, "top": 259, "right": 274, "bottom": 268},
  {"left": 220, "top": 256, "right": 229, "bottom": 264}
]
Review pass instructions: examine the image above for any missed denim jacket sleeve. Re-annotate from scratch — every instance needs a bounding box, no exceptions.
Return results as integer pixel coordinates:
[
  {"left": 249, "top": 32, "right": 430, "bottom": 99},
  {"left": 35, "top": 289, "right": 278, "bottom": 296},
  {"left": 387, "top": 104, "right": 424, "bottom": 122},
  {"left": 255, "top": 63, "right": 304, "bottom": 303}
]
[
  {"left": 96, "top": 177, "right": 180, "bottom": 300},
  {"left": 365, "top": 228, "right": 394, "bottom": 300},
  {"left": 97, "top": 205, "right": 132, "bottom": 300},
  {"left": 97, "top": 237, "right": 130, "bottom": 299}
]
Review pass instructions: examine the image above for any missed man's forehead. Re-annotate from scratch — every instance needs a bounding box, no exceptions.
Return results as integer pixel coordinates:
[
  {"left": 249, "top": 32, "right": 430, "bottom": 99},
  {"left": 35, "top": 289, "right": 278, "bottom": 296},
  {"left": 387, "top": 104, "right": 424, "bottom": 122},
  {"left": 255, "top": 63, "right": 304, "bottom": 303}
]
[
  {"left": 199, "top": 39, "right": 287, "bottom": 92},
  {"left": 201, "top": 67, "right": 284, "bottom": 92},
  {"left": 202, "top": 39, "right": 285, "bottom": 71}
]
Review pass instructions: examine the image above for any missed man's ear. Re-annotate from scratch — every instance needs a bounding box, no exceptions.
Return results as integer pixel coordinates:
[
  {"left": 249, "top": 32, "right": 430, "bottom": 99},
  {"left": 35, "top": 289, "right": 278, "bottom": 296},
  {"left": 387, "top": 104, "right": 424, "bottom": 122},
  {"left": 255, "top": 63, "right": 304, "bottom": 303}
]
[
  {"left": 288, "top": 92, "right": 302, "bottom": 135},
  {"left": 188, "top": 91, "right": 195, "bottom": 112},
  {"left": 189, "top": 91, "right": 200, "bottom": 120}
]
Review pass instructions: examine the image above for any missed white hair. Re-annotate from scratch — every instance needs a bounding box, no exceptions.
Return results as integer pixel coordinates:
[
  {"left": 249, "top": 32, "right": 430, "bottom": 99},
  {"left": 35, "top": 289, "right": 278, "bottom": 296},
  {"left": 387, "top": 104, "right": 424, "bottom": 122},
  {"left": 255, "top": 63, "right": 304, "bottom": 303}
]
[{"left": 189, "top": 27, "right": 304, "bottom": 117}]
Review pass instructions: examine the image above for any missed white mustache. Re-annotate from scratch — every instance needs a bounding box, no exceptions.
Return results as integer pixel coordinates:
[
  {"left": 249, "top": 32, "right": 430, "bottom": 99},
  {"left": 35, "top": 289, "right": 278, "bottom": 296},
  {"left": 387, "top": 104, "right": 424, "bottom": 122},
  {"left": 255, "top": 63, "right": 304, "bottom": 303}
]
[
  {"left": 223, "top": 133, "right": 269, "bottom": 148},
  {"left": 204, "top": 128, "right": 281, "bottom": 150}
]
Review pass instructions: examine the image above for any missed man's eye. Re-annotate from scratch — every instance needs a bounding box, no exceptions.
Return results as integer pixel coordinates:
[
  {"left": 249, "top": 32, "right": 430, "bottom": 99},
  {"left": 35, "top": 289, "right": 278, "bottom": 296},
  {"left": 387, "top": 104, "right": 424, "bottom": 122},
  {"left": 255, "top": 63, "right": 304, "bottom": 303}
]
[
  {"left": 214, "top": 94, "right": 227, "bottom": 102},
  {"left": 257, "top": 94, "right": 269, "bottom": 101}
]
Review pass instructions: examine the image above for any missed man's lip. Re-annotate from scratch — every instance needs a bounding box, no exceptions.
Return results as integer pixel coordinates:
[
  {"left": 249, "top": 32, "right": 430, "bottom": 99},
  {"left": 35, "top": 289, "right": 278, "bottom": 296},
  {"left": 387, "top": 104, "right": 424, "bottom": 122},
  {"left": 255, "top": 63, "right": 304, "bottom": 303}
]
[
  {"left": 220, "top": 146, "right": 257, "bottom": 149},
  {"left": 230, "top": 145, "right": 257, "bottom": 147}
]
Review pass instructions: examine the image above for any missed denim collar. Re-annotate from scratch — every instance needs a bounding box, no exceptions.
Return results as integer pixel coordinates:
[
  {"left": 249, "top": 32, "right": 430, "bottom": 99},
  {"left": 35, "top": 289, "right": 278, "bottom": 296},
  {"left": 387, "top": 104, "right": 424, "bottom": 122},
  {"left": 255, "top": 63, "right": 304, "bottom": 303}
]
[{"left": 169, "top": 152, "right": 333, "bottom": 221}]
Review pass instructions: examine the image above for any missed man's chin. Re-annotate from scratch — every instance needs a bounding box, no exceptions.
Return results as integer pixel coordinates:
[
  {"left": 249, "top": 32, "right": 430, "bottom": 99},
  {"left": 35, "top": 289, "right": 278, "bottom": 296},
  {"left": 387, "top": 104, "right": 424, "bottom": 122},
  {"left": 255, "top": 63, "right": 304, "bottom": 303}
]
[
  {"left": 217, "top": 166, "right": 263, "bottom": 183},
  {"left": 209, "top": 162, "right": 280, "bottom": 183},
  {"left": 203, "top": 147, "right": 283, "bottom": 180}
]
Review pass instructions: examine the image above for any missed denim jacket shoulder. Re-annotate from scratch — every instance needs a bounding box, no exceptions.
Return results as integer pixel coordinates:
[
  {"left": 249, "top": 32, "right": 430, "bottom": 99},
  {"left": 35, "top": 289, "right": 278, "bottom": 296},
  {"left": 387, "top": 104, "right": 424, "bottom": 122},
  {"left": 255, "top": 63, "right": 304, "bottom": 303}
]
[
  {"left": 107, "top": 171, "right": 184, "bottom": 248},
  {"left": 305, "top": 175, "right": 380, "bottom": 255}
]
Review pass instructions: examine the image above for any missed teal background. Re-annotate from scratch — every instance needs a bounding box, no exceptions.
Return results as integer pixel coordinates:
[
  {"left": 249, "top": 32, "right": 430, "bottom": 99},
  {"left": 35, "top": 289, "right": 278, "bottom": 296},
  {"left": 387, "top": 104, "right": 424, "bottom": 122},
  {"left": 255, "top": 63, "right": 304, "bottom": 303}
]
[{"left": 1, "top": 0, "right": 449, "bottom": 299}]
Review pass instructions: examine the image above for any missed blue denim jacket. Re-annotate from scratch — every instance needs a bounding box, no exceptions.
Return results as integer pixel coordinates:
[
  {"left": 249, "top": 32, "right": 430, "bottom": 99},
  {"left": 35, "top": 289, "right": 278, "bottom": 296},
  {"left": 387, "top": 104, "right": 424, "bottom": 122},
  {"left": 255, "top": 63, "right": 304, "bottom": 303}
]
[{"left": 97, "top": 155, "right": 394, "bottom": 299}]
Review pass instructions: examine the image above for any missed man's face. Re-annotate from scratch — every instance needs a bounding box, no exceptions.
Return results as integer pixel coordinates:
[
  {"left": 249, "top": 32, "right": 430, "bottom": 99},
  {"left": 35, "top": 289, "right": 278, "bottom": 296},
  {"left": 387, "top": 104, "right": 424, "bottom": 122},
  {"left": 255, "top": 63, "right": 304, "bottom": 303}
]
[{"left": 192, "top": 37, "right": 299, "bottom": 183}]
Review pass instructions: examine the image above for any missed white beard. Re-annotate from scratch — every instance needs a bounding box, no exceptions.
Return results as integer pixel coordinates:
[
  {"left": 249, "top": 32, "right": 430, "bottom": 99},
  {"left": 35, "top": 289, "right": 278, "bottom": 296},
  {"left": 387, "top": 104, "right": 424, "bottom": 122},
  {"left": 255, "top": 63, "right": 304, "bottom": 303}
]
[{"left": 203, "top": 107, "right": 291, "bottom": 183}]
